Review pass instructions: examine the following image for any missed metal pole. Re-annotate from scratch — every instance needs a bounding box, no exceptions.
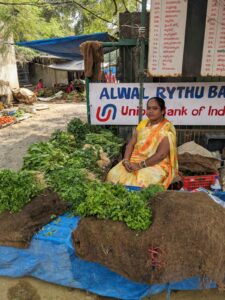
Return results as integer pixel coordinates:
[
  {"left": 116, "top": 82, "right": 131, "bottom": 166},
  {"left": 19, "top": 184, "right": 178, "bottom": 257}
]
[
  {"left": 138, "top": 0, "right": 147, "bottom": 122},
  {"left": 85, "top": 77, "right": 91, "bottom": 124}
]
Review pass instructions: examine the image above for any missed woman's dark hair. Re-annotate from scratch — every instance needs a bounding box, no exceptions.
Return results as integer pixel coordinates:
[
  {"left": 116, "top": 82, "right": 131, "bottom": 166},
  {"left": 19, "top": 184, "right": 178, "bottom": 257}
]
[{"left": 147, "top": 97, "right": 166, "bottom": 117}]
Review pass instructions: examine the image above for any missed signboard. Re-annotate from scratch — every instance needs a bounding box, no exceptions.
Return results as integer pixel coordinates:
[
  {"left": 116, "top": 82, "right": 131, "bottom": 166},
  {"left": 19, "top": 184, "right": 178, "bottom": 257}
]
[
  {"left": 148, "top": 0, "right": 188, "bottom": 76},
  {"left": 89, "top": 83, "right": 225, "bottom": 125},
  {"left": 201, "top": 0, "right": 225, "bottom": 76}
]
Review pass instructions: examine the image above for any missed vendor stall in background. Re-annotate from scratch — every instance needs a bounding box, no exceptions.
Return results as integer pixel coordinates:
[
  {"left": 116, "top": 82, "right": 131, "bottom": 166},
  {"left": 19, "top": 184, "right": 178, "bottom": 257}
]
[{"left": 82, "top": 0, "right": 225, "bottom": 192}]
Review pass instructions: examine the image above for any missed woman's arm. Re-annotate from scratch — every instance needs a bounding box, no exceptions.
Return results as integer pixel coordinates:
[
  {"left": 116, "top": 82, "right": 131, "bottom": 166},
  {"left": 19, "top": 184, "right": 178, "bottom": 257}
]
[
  {"left": 122, "top": 131, "right": 137, "bottom": 172},
  {"left": 129, "top": 137, "right": 170, "bottom": 171},
  {"left": 124, "top": 130, "right": 137, "bottom": 160},
  {"left": 145, "top": 136, "right": 170, "bottom": 166}
]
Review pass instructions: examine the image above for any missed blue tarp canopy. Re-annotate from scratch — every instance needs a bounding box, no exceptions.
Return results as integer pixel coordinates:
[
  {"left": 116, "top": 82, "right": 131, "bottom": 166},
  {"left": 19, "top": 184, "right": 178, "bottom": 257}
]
[{"left": 16, "top": 32, "right": 113, "bottom": 60}]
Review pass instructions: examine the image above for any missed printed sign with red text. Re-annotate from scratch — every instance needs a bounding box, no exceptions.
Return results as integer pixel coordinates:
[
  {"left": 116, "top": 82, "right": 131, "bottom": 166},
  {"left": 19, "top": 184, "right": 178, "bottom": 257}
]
[{"left": 89, "top": 82, "right": 225, "bottom": 125}]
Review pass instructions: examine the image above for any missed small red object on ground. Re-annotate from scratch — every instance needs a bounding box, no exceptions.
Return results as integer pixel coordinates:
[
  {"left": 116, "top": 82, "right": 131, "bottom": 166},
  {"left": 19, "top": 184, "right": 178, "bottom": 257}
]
[
  {"left": 148, "top": 246, "right": 166, "bottom": 270},
  {"left": 182, "top": 173, "right": 217, "bottom": 191},
  {"left": 0, "top": 116, "right": 16, "bottom": 126}
]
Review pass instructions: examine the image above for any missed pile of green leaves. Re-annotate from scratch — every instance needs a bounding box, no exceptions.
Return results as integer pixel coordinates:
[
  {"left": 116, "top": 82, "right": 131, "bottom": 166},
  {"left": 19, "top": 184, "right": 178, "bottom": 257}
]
[
  {"left": 67, "top": 118, "right": 122, "bottom": 160},
  {"left": 67, "top": 118, "right": 121, "bottom": 147},
  {"left": 23, "top": 130, "right": 78, "bottom": 173},
  {"left": 14, "top": 109, "right": 25, "bottom": 118},
  {"left": 64, "top": 91, "right": 85, "bottom": 102},
  {"left": 67, "top": 118, "right": 90, "bottom": 141},
  {"left": 49, "top": 130, "right": 76, "bottom": 153},
  {"left": 84, "top": 131, "right": 122, "bottom": 158},
  {"left": 47, "top": 166, "right": 91, "bottom": 210},
  {"left": 67, "top": 148, "right": 102, "bottom": 175},
  {"left": 20, "top": 117, "right": 164, "bottom": 232},
  {"left": 45, "top": 147, "right": 102, "bottom": 209},
  {"left": 0, "top": 169, "right": 42, "bottom": 213},
  {"left": 76, "top": 183, "right": 164, "bottom": 231},
  {"left": 23, "top": 142, "right": 69, "bottom": 173}
]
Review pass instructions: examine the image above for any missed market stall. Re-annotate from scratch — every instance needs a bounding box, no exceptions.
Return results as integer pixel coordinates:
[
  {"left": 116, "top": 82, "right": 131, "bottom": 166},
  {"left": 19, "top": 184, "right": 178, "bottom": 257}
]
[{"left": 0, "top": 117, "right": 224, "bottom": 300}]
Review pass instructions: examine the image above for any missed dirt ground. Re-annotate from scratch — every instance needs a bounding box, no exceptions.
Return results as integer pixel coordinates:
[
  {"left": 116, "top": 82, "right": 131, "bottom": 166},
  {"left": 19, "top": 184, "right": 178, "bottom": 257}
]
[
  {"left": 0, "top": 102, "right": 224, "bottom": 300},
  {"left": 2, "top": 277, "right": 225, "bottom": 300},
  {"left": 0, "top": 102, "right": 87, "bottom": 170}
]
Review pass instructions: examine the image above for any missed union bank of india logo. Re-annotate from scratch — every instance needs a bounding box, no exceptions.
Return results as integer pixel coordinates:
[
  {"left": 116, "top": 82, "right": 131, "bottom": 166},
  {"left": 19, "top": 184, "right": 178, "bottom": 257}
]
[{"left": 96, "top": 104, "right": 117, "bottom": 122}]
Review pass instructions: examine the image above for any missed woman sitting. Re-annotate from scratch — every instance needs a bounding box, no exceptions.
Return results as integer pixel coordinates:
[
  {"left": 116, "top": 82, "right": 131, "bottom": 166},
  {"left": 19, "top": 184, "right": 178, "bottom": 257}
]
[
  {"left": 66, "top": 81, "right": 74, "bottom": 93},
  {"left": 106, "top": 97, "right": 178, "bottom": 189},
  {"left": 34, "top": 79, "right": 44, "bottom": 94}
]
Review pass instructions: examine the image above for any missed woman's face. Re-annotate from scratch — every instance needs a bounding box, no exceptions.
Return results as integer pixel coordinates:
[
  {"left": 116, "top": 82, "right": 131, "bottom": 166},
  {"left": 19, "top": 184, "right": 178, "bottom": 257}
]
[{"left": 146, "top": 99, "right": 164, "bottom": 121}]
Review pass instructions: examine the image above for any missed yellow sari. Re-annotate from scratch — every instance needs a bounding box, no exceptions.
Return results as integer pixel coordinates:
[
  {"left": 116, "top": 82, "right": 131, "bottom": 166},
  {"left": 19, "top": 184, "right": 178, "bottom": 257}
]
[{"left": 106, "top": 118, "right": 178, "bottom": 189}]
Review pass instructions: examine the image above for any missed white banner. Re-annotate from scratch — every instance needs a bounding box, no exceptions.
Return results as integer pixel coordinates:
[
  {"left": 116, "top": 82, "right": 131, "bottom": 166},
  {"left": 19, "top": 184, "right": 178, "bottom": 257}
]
[
  {"left": 201, "top": 0, "right": 225, "bottom": 76},
  {"left": 148, "top": 0, "right": 188, "bottom": 76},
  {"left": 89, "top": 83, "right": 225, "bottom": 125}
]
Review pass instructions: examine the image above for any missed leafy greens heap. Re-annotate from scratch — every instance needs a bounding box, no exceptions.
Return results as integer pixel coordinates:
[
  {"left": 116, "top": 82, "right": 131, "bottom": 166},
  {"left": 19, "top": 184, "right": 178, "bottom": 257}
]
[
  {"left": 0, "top": 170, "right": 42, "bottom": 213},
  {"left": 1, "top": 117, "right": 164, "bottom": 231}
]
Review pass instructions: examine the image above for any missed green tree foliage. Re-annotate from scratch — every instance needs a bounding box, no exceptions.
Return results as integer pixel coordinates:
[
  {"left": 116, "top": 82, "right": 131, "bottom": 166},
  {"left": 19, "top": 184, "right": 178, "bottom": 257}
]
[
  {"left": 73, "top": 0, "right": 138, "bottom": 35},
  {"left": 0, "top": 0, "right": 72, "bottom": 42},
  {"left": 0, "top": 0, "right": 138, "bottom": 43}
]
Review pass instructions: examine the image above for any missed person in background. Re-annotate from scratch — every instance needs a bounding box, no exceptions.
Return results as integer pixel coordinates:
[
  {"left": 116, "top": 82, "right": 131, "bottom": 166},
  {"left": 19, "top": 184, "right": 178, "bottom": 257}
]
[
  {"left": 66, "top": 81, "right": 74, "bottom": 93},
  {"left": 106, "top": 70, "right": 116, "bottom": 83},
  {"left": 106, "top": 97, "right": 178, "bottom": 189},
  {"left": 101, "top": 71, "right": 107, "bottom": 83},
  {"left": 34, "top": 79, "right": 44, "bottom": 93}
]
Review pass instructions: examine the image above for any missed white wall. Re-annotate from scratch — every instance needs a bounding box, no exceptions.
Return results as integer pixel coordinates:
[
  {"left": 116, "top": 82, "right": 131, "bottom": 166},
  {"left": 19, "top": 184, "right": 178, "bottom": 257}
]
[
  {"left": 0, "top": 36, "right": 19, "bottom": 88},
  {"left": 29, "top": 63, "right": 68, "bottom": 87}
]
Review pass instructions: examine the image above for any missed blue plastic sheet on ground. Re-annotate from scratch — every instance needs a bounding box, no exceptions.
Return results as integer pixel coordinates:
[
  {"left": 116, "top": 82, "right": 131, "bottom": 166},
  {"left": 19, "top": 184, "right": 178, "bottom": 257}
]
[
  {"left": 214, "top": 191, "right": 225, "bottom": 201},
  {"left": 0, "top": 213, "right": 217, "bottom": 300},
  {"left": 1, "top": 196, "right": 225, "bottom": 299}
]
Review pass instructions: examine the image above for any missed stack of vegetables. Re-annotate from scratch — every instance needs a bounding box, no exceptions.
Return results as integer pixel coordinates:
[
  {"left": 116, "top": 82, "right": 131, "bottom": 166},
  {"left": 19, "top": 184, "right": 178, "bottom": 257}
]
[
  {"left": 0, "top": 169, "right": 43, "bottom": 213},
  {"left": 0, "top": 116, "right": 16, "bottom": 128},
  {"left": 65, "top": 91, "right": 85, "bottom": 102},
  {"left": 0, "top": 118, "right": 164, "bottom": 231}
]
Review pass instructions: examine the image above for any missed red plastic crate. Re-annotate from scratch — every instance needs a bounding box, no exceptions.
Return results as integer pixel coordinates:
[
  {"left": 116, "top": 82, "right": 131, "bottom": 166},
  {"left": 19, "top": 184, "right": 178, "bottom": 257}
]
[{"left": 182, "top": 173, "right": 217, "bottom": 191}]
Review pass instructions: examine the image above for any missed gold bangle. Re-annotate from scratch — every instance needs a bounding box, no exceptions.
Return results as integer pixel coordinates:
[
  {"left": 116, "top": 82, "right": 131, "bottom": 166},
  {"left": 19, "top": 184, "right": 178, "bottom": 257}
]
[{"left": 123, "top": 159, "right": 130, "bottom": 165}]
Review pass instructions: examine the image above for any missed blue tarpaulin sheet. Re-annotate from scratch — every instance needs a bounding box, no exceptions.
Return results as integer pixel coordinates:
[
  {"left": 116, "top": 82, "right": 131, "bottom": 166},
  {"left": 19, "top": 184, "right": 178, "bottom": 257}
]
[
  {"left": 0, "top": 212, "right": 217, "bottom": 300},
  {"left": 16, "top": 32, "right": 112, "bottom": 60}
]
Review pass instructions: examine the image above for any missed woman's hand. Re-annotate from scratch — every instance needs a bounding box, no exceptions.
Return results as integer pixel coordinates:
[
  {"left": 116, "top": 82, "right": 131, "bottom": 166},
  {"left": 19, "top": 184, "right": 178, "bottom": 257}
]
[
  {"left": 129, "top": 162, "right": 140, "bottom": 171},
  {"left": 123, "top": 160, "right": 141, "bottom": 172},
  {"left": 122, "top": 159, "right": 133, "bottom": 172}
]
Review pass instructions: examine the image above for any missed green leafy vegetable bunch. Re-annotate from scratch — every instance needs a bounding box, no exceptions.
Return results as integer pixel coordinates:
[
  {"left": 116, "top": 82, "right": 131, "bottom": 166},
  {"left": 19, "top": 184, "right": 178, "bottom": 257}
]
[
  {"left": 84, "top": 131, "right": 122, "bottom": 158},
  {"left": 67, "top": 147, "right": 102, "bottom": 176},
  {"left": 50, "top": 130, "right": 76, "bottom": 153},
  {"left": 23, "top": 142, "right": 69, "bottom": 173},
  {"left": 0, "top": 169, "right": 42, "bottom": 213},
  {"left": 67, "top": 118, "right": 122, "bottom": 158},
  {"left": 76, "top": 183, "right": 164, "bottom": 231},
  {"left": 67, "top": 118, "right": 90, "bottom": 141},
  {"left": 47, "top": 166, "right": 91, "bottom": 210}
]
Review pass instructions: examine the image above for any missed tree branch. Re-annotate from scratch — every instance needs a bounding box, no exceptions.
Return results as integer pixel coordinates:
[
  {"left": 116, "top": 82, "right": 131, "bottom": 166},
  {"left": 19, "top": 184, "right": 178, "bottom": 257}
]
[
  {"left": 122, "top": 0, "right": 129, "bottom": 12},
  {"left": 112, "top": 0, "right": 118, "bottom": 16},
  {"left": 0, "top": 1, "right": 116, "bottom": 24}
]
